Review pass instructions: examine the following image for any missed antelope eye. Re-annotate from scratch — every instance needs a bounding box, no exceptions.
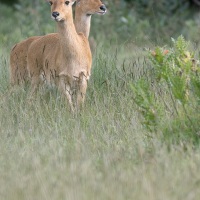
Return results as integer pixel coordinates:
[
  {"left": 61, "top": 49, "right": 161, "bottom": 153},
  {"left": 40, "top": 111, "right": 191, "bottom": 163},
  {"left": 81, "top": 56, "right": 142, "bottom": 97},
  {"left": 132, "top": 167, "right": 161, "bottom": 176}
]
[
  {"left": 65, "top": 1, "right": 70, "bottom": 5},
  {"left": 49, "top": 1, "right": 53, "bottom": 6}
]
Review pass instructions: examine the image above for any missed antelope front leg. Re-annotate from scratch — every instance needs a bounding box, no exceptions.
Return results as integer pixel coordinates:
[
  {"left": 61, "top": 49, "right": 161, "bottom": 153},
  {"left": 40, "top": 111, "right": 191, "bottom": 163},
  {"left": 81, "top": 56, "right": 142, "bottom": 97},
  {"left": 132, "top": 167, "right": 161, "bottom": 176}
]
[
  {"left": 26, "top": 75, "right": 41, "bottom": 104},
  {"left": 77, "top": 72, "right": 88, "bottom": 110},
  {"left": 59, "top": 75, "right": 74, "bottom": 113},
  {"left": 27, "top": 60, "right": 43, "bottom": 98},
  {"left": 29, "top": 75, "right": 41, "bottom": 98}
]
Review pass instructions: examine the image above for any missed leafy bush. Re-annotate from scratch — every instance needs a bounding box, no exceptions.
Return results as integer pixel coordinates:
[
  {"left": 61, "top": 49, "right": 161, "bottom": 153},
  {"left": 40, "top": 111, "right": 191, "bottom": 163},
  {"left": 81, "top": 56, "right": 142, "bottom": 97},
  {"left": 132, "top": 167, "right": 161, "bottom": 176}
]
[
  {"left": 150, "top": 36, "right": 200, "bottom": 104},
  {"left": 130, "top": 78, "right": 158, "bottom": 131},
  {"left": 132, "top": 36, "right": 200, "bottom": 143}
]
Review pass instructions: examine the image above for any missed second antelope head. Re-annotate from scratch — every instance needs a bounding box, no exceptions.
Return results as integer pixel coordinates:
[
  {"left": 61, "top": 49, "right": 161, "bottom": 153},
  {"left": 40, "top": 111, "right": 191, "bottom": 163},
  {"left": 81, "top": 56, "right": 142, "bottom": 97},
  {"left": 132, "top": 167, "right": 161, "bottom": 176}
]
[{"left": 76, "top": 0, "right": 107, "bottom": 16}]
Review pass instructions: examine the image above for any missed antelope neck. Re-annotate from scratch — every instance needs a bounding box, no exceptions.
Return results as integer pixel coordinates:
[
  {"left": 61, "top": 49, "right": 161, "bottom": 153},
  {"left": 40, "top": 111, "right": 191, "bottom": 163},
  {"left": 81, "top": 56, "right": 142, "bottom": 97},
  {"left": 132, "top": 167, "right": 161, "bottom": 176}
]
[
  {"left": 74, "top": 7, "right": 91, "bottom": 38},
  {"left": 57, "top": 19, "right": 80, "bottom": 56}
]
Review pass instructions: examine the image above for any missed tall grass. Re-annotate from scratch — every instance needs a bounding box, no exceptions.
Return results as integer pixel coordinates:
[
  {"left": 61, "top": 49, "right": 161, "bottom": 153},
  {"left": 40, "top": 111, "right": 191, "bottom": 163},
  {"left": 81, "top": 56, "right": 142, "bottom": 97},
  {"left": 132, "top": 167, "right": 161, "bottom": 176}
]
[
  {"left": 1, "top": 1, "right": 200, "bottom": 200},
  {"left": 1, "top": 39, "right": 200, "bottom": 199}
]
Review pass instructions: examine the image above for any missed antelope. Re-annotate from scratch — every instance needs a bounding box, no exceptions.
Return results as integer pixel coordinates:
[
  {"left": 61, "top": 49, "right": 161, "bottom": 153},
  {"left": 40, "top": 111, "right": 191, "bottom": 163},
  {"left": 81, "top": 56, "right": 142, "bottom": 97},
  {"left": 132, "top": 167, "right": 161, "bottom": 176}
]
[
  {"left": 27, "top": 0, "right": 106, "bottom": 112},
  {"left": 10, "top": 36, "right": 41, "bottom": 85},
  {"left": 9, "top": 0, "right": 106, "bottom": 85}
]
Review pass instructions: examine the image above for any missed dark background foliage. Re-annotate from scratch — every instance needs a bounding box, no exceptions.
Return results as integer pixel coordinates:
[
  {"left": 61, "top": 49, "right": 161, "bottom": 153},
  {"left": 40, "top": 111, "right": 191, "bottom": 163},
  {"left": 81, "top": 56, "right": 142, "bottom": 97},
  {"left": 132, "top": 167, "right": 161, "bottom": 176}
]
[{"left": 1, "top": 0, "right": 200, "bottom": 46}]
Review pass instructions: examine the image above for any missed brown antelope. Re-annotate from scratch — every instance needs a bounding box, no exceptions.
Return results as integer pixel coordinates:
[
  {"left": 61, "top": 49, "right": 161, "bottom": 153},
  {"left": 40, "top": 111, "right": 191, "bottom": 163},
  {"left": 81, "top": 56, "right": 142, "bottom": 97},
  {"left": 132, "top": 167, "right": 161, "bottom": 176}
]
[
  {"left": 74, "top": 0, "right": 106, "bottom": 38},
  {"left": 9, "top": 0, "right": 106, "bottom": 85},
  {"left": 27, "top": 0, "right": 106, "bottom": 112},
  {"left": 10, "top": 36, "right": 41, "bottom": 85}
]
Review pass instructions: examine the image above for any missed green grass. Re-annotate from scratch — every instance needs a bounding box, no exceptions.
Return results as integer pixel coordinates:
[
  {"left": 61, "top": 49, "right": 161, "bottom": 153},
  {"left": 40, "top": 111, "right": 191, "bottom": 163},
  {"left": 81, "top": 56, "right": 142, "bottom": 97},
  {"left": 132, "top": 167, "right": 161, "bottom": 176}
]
[
  {"left": 1, "top": 1, "right": 200, "bottom": 199},
  {"left": 1, "top": 41, "right": 200, "bottom": 200}
]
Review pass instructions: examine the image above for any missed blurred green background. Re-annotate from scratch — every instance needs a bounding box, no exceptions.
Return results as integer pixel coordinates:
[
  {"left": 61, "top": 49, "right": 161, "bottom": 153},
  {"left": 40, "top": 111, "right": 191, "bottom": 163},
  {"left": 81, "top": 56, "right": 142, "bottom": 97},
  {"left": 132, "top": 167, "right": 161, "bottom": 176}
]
[{"left": 1, "top": 0, "right": 200, "bottom": 48}]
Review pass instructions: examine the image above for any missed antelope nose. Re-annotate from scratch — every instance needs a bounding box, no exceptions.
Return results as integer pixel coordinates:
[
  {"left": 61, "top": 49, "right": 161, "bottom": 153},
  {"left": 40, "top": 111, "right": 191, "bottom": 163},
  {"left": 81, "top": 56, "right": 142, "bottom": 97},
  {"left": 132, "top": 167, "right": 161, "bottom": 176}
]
[
  {"left": 52, "top": 12, "right": 60, "bottom": 18},
  {"left": 100, "top": 5, "right": 106, "bottom": 12}
]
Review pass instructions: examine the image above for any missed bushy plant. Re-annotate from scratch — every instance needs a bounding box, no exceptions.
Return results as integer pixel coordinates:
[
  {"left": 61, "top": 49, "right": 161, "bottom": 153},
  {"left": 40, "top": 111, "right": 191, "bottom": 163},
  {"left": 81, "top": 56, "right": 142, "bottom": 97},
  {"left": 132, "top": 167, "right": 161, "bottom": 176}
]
[
  {"left": 130, "top": 78, "right": 158, "bottom": 131},
  {"left": 132, "top": 36, "right": 200, "bottom": 143},
  {"left": 151, "top": 36, "right": 200, "bottom": 103}
]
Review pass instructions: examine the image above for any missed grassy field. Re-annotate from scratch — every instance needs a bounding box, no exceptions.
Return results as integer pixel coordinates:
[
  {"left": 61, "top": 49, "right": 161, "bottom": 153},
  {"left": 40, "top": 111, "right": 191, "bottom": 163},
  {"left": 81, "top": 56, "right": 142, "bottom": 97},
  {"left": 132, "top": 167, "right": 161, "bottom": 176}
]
[{"left": 1, "top": 1, "right": 200, "bottom": 200}]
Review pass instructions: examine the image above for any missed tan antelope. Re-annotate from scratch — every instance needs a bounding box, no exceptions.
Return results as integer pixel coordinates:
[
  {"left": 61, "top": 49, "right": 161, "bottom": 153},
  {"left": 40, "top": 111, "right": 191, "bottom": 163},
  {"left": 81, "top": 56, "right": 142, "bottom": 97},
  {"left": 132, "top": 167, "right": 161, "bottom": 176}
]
[
  {"left": 9, "top": 0, "right": 106, "bottom": 85},
  {"left": 27, "top": 0, "right": 106, "bottom": 112},
  {"left": 10, "top": 36, "right": 41, "bottom": 85}
]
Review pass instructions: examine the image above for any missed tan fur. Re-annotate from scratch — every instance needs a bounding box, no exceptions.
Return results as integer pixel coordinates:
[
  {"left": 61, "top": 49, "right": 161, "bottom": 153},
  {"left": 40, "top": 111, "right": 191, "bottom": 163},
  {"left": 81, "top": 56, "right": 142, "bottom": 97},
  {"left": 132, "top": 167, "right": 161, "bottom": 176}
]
[
  {"left": 10, "top": 36, "right": 41, "bottom": 85},
  {"left": 9, "top": 0, "right": 106, "bottom": 86},
  {"left": 27, "top": 0, "right": 106, "bottom": 111},
  {"left": 75, "top": 0, "right": 106, "bottom": 38}
]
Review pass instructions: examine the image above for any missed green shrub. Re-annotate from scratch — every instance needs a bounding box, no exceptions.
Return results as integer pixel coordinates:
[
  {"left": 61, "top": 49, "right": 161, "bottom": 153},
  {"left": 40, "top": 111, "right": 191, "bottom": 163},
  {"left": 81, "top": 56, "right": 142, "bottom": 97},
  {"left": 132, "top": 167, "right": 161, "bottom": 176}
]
[
  {"left": 132, "top": 36, "right": 200, "bottom": 143},
  {"left": 151, "top": 36, "right": 200, "bottom": 104},
  {"left": 131, "top": 78, "right": 158, "bottom": 132}
]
